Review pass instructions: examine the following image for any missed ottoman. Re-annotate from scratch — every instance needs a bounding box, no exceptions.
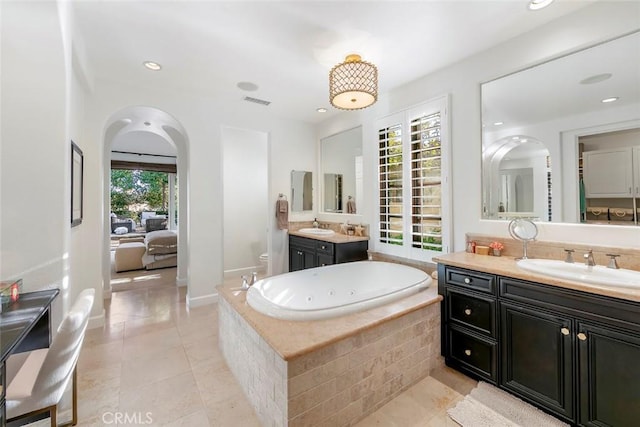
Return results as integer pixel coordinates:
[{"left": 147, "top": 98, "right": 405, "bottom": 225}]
[{"left": 115, "top": 242, "right": 146, "bottom": 272}]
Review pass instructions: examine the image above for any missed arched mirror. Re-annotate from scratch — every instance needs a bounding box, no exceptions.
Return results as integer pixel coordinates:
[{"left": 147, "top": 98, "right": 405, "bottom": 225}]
[{"left": 484, "top": 137, "right": 550, "bottom": 221}]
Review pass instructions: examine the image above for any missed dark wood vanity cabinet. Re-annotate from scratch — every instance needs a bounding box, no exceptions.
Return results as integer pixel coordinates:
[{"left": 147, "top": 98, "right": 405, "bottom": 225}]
[
  {"left": 288, "top": 235, "right": 368, "bottom": 272},
  {"left": 439, "top": 264, "right": 640, "bottom": 426},
  {"left": 438, "top": 265, "right": 499, "bottom": 383},
  {"left": 500, "top": 300, "right": 574, "bottom": 420}
]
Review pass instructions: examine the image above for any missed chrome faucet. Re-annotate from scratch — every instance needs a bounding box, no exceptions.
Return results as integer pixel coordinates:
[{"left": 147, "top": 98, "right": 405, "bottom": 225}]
[
  {"left": 249, "top": 271, "right": 258, "bottom": 286},
  {"left": 606, "top": 254, "right": 620, "bottom": 269},
  {"left": 241, "top": 275, "right": 250, "bottom": 290},
  {"left": 584, "top": 250, "right": 596, "bottom": 267},
  {"left": 563, "top": 249, "right": 575, "bottom": 263}
]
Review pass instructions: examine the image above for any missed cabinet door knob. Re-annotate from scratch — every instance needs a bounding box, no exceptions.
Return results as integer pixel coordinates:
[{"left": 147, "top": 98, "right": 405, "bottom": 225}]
[
  {"left": 561, "top": 327, "right": 570, "bottom": 336},
  {"left": 464, "top": 277, "right": 471, "bottom": 284},
  {"left": 464, "top": 308, "right": 472, "bottom": 316},
  {"left": 464, "top": 349, "right": 472, "bottom": 356},
  {"left": 577, "top": 332, "right": 587, "bottom": 341},
  {"left": 297, "top": 251, "right": 303, "bottom": 255}
]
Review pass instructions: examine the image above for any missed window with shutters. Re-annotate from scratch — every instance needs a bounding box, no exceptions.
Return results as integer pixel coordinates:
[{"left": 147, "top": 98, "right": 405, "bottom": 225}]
[{"left": 376, "top": 97, "right": 450, "bottom": 261}]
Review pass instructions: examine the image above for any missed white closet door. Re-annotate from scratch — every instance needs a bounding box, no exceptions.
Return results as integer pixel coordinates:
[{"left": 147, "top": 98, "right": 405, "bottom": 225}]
[{"left": 584, "top": 147, "right": 633, "bottom": 198}]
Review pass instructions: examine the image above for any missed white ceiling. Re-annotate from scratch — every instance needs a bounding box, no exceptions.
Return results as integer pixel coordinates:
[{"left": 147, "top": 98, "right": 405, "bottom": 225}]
[{"left": 73, "top": 0, "right": 596, "bottom": 155}]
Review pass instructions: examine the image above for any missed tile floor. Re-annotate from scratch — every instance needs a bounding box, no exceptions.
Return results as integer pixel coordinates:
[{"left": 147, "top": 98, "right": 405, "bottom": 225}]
[{"left": 69, "top": 267, "right": 476, "bottom": 426}]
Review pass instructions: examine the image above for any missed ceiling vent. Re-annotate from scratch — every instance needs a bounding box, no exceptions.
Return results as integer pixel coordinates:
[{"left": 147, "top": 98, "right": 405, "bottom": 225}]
[{"left": 243, "top": 96, "right": 271, "bottom": 106}]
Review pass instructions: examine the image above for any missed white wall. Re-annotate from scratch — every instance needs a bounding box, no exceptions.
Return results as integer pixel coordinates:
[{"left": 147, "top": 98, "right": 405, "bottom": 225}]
[
  {"left": 317, "top": 1, "right": 640, "bottom": 253},
  {"left": 79, "top": 78, "right": 316, "bottom": 305},
  {"left": 222, "top": 127, "right": 269, "bottom": 275},
  {"left": 0, "top": 1, "right": 69, "bottom": 327}
]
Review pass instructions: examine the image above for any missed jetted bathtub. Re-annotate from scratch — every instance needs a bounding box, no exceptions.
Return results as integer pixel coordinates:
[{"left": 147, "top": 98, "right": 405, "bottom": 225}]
[{"left": 246, "top": 261, "right": 433, "bottom": 320}]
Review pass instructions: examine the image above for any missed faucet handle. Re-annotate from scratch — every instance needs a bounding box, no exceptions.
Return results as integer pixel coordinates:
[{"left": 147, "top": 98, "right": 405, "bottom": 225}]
[
  {"left": 563, "top": 249, "right": 575, "bottom": 263},
  {"left": 605, "top": 254, "right": 620, "bottom": 269}
]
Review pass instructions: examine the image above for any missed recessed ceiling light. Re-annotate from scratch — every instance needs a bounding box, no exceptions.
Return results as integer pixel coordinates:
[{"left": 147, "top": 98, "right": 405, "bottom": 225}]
[
  {"left": 528, "top": 0, "right": 554, "bottom": 11},
  {"left": 521, "top": 138, "right": 528, "bottom": 143},
  {"left": 601, "top": 97, "right": 619, "bottom": 103},
  {"left": 580, "top": 73, "right": 612, "bottom": 85},
  {"left": 513, "top": 136, "right": 520, "bottom": 140},
  {"left": 143, "top": 61, "right": 162, "bottom": 71},
  {"left": 317, "top": 108, "right": 328, "bottom": 113},
  {"left": 494, "top": 121, "right": 504, "bottom": 126},
  {"left": 237, "top": 82, "right": 259, "bottom": 92}
]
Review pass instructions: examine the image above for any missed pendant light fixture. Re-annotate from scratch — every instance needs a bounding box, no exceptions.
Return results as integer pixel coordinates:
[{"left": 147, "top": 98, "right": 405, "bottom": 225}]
[{"left": 329, "top": 54, "right": 378, "bottom": 110}]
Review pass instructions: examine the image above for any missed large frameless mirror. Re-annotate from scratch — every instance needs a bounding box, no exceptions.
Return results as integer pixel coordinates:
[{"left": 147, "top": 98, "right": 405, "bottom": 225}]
[
  {"left": 290, "top": 170, "right": 313, "bottom": 212},
  {"left": 481, "top": 31, "right": 640, "bottom": 225},
  {"left": 320, "top": 126, "right": 363, "bottom": 215}
]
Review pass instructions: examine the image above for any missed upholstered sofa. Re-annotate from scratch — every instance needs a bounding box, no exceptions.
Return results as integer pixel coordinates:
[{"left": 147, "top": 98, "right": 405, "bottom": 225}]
[{"left": 114, "top": 231, "right": 177, "bottom": 272}]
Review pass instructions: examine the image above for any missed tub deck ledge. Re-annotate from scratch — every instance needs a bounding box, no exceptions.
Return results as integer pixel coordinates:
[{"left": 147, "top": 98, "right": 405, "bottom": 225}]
[{"left": 217, "top": 281, "right": 441, "bottom": 361}]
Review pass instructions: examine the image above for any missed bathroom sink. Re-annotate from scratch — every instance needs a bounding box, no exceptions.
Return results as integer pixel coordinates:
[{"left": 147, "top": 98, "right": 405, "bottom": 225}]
[
  {"left": 297, "top": 228, "right": 335, "bottom": 236},
  {"left": 517, "top": 258, "right": 640, "bottom": 289}
]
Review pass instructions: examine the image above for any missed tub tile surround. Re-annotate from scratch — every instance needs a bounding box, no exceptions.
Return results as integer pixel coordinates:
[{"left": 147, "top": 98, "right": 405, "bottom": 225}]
[{"left": 218, "top": 282, "right": 443, "bottom": 426}]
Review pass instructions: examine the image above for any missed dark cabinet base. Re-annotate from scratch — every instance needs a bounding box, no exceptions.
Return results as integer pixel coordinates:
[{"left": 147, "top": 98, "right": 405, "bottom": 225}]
[
  {"left": 289, "top": 235, "right": 368, "bottom": 272},
  {"left": 439, "top": 263, "right": 640, "bottom": 427}
]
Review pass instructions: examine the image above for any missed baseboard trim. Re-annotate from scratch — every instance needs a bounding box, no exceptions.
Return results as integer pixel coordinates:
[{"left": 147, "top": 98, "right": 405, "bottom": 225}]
[
  {"left": 187, "top": 292, "right": 218, "bottom": 308},
  {"left": 88, "top": 310, "right": 106, "bottom": 329}
]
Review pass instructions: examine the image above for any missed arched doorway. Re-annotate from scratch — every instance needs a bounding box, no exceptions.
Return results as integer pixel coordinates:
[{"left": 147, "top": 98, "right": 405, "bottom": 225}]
[{"left": 102, "top": 106, "right": 189, "bottom": 297}]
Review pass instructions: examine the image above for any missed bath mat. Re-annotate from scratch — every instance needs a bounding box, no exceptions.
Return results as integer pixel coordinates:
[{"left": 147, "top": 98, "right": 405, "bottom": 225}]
[{"left": 447, "top": 382, "right": 569, "bottom": 427}]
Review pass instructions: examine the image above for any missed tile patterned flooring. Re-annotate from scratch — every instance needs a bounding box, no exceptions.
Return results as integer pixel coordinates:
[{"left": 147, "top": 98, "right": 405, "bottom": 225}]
[{"left": 70, "top": 267, "right": 476, "bottom": 426}]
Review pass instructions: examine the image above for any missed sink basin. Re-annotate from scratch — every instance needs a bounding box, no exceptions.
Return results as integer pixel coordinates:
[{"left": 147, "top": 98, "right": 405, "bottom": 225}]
[
  {"left": 297, "top": 228, "right": 335, "bottom": 236},
  {"left": 517, "top": 258, "right": 640, "bottom": 288}
]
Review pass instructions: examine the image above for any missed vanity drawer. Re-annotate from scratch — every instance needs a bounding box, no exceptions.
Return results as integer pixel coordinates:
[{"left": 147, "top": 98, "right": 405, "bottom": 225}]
[
  {"left": 445, "top": 267, "right": 496, "bottom": 294},
  {"left": 448, "top": 326, "right": 497, "bottom": 382},
  {"left": 447, "top": 289, "right": 496, "bottom": 337},
  {"left": 316, "top": 241, "right": 334, "bottom": 256}
]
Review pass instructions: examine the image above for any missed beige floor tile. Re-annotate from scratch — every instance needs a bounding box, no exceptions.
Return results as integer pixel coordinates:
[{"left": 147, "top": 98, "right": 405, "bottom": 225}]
[
  {"left": 78, "top": 340, "right": 123, "bottom": 371},
  {"left": 118, "top": 371, "right": 204, "bottom": 426},
  {"left": 205, "top": 399, "right": 261, "bottom": 427},
  {"left": 78, "top": 362, "right": 122, "bottom": 392},
  {"left": 76, "top": 381, "right": 120, "bottom": 422},
  {"left": 161, "top": 409, "right": 211, "bottom": 426},
  {"left": 120, "top": 347, "right": 192, "bottom": 391},
  {"left": 192, "top": 358, "right": 244, "bottom": 407},
  {"left": 73, "top": 265, "right": 473, "bottom": 427},
  {"left": 122, "top": 327, "right": 183, "bottom": 361}
]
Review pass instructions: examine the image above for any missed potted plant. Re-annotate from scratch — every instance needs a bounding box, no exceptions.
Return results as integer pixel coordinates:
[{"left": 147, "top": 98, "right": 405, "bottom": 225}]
[{"left": 489, "top": 241, "right": 504, "bottom": 256}]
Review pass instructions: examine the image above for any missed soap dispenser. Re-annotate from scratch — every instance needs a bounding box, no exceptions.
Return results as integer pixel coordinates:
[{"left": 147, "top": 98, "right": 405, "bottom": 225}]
[{"left": 312, "top": 218, "right": 319, "bottom": 228}]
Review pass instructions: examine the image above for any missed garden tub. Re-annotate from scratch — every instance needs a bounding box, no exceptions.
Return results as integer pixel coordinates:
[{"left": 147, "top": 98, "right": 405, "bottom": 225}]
[{"left": 246, "top": 260, "right": 432, "bottom": 320}]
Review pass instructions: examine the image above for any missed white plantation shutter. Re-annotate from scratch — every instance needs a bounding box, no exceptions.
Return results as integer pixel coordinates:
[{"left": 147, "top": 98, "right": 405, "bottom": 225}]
[
  {"left": 376, "top": 97, "right": 450, "bottom": 261},
  {"left": 410, "top": 112, "right": 443, "bottom": 251},
  {"left": 378, "top": 122, "right": 403, "bottom": 246}
]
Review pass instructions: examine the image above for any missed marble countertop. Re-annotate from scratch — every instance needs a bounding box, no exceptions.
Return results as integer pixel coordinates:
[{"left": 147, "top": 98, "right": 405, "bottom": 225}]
[
  {"left": 218, "top": 282, "right": 441, "bottom": 361},
  {"left": 288, "top": 230, "right": 369, "bottom": 244},
  {"left": 433, "top": 252, "right": 640, "bottom": 303}
]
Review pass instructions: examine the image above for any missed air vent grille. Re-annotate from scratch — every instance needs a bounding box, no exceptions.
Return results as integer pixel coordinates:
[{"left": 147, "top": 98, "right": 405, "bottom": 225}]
[{"left": 243, "top": 96, "right": 271, "bottom": 106}]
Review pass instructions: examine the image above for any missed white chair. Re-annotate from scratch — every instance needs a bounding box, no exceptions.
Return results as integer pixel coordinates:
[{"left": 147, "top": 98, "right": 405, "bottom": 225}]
[{"left": 5, "top": 289, "right": 95, "bottom": 426}]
